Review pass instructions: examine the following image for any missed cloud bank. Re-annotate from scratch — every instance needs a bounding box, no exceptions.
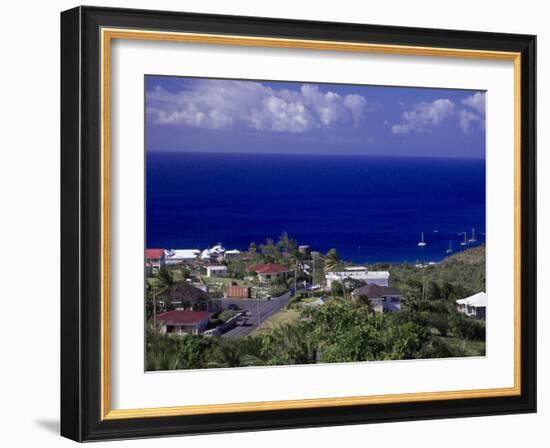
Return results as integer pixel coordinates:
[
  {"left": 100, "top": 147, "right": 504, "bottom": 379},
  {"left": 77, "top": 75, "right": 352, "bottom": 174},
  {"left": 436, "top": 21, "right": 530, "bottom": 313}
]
[
  {"left": 146, "top": 80, "right": 368, "bottom": 134},
  {"left": 391, "top": 99, "right": 455, "bottom": 134},
  {"left": 392, "top": 92, "right": 485, "bottom": 135},
  {"left": 459, "top": 92, "right": 486, "bottom": 133}
]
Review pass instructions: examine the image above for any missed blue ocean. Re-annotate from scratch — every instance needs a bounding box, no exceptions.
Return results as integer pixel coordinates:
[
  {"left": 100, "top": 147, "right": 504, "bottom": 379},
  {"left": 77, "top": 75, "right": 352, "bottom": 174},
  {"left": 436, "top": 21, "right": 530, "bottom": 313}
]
[{"left": 146, "top": 152, "right": 485, "bottom": 263}]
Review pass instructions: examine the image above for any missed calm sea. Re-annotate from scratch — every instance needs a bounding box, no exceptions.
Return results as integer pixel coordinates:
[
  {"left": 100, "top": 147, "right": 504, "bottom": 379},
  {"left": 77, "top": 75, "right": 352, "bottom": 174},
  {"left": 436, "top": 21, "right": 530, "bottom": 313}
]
[{"left": 146, "top": 152, "right": 485, "bottom": 263}]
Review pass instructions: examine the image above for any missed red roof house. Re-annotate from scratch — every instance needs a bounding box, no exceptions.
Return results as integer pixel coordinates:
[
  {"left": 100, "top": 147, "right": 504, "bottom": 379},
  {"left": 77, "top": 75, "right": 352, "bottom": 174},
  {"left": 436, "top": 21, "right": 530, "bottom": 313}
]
[
  {"left": 246, "top": 263, "right": 289, "bottom": 281},
  {"left": 145, "top": 248, "right": 165, "bottom": 273},
  {"left": 145, "top": 248, "right": 165, "bottom": 259},
  {"left": 157, "top": 310, "right": 211, "bottom": 335}
]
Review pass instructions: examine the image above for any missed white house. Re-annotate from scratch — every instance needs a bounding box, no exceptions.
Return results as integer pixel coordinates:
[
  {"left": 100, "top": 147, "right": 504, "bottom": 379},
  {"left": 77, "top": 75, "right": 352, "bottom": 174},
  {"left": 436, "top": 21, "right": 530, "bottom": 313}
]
[
  {"left": 456, "top": 292, "right": 487, "bottom": 319},
  {"left": 325, "top": 267, "right": 390, "bottom": 288},
  {"left": 351, "top": 284, "right": 402, "bottom": 313},
  {"left": 206, "top": 265, "right": 228, "bottom": 277},
  {"left": 200, "top": 244, "right": 226, "bottom": 261},
  {"left": 224, "top": 249, "right": 241, "bottom": 261},
  {"left": 164, "top": 249, "right": 200, "bottom": 264}
]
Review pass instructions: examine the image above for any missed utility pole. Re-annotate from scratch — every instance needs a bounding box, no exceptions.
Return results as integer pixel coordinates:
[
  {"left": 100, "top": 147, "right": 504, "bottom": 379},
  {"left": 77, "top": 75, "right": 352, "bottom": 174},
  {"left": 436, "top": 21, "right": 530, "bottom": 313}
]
[
  {"left": 257, "top": 294, "right": 261, "bottom": 330},
  {"left": 294, "top": 260, "right": 298, "bottom": 294},
  {"left": 311, "top": 256, "right": 315, "bottom": 291},
  {"left": 153, "top": 291, "right": 157, "bottom": 330}
]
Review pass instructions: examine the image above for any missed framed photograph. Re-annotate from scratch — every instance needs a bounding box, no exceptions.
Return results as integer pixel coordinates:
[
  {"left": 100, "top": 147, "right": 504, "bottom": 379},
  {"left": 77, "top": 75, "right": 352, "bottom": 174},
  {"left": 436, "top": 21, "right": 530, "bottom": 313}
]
[{"left": 60, "top": 6, "right": 536, "bottom": 441}]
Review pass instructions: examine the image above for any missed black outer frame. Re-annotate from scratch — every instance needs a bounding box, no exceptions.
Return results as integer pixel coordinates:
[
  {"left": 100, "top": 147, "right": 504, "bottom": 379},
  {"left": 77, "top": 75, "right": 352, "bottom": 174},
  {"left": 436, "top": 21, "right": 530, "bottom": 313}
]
[{"left": 60, "top": 6, "right": 537, "bottom": 442}]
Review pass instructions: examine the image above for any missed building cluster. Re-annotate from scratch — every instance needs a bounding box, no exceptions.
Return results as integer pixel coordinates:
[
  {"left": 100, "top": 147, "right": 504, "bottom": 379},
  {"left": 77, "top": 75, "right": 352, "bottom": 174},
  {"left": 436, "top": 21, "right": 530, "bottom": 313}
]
[
  {"left": 146, "top": 243, "right": 486, "bottom": 336},
  {"left": 145, "top": 244, "right": 241, "bottom": 277}
]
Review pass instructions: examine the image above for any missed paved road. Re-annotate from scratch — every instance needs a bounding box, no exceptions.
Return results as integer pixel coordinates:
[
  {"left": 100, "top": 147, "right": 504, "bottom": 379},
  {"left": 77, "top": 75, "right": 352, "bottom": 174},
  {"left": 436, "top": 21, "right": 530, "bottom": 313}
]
[{"left": 220, "top": 291, "right": 292, "bottom": 338}]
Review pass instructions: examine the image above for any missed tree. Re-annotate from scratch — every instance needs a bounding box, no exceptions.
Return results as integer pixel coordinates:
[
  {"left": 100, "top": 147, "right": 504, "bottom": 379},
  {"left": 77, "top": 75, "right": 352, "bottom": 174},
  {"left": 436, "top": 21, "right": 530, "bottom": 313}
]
[
  {"left": 260, "top": 238, "right": 280, "bottom": 263},
  {"left": 227, "top": 259, "right": 246, "bottom": 279},
  {"left": 311, "top": 252, "right": 325, "bottom": 286},
  {"left": 248, "top": 242, "right": 259, "bottom": 261},
  {"left": 259, "top": 322, "right": 314, "bottom": 366},
  {"left": 355, "top": 294, "right": 375, "bottom": 314},
  {"left": 145, "top": 331, "right": 212, "bottom": 371},
  {"left": 156, "top": 267, "right": 173, "bottom": 289},
  {"left": 426, "top": 281, "right": 442, "bottom": 300},
  {"left": 331, "top": 280, "right": 344, "bottom": 298},
  {"left": 324, "top": 248, "right": 342, "bottom": 272},
  {"left": 277, "top": 232, "right": 297, "bottom": 253}
]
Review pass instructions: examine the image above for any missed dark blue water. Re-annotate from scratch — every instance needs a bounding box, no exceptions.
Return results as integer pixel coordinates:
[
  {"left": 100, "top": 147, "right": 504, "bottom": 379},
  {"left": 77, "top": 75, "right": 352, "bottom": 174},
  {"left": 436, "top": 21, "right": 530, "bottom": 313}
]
[{"left": 146, "top": 152, "right": 485, "bottom": 263}]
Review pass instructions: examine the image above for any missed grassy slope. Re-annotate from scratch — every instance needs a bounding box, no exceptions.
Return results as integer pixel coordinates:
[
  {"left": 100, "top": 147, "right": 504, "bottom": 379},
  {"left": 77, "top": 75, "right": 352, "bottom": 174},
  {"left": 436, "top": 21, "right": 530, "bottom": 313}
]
[
  {"left": 250, "top": 308, "right": 301, "bottom": 336},
  {"left": 371, "top": 245, "right": 486, "bottom": 294}
]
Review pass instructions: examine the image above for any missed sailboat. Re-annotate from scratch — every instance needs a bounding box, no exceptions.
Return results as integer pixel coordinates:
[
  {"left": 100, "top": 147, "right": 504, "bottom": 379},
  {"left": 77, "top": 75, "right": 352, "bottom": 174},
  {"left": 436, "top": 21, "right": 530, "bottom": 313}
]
[
  {"left": 468, "top": 228, "right": 477, "bottom": 243},
  {"left": 418, "top": 232, "right": 427, "bottom": 247},
  {"left": 446, "top": 240, "right": 453, "bottom": 254},
  {"left": 460, "top": 232, "right": 468, "bottom": 246}
]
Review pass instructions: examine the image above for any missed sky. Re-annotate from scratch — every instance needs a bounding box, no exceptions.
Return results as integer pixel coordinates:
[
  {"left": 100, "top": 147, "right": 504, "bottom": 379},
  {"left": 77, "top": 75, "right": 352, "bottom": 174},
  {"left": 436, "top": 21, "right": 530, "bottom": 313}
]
[{"left": 145, "top": 75, "right": 486, "bottom": 159}]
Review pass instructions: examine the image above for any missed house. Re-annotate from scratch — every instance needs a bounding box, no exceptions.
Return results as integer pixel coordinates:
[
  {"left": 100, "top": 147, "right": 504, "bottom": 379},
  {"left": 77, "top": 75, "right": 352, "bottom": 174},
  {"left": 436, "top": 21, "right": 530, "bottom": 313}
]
[
  {"left": 246, "top": 263, "right": 289, "bottom": 282},
  {"left": 224, "top": 249, "right": 241, "bottom": 261},
  {"left": 201, "top": 244, "right": 226, "bottom": 261},
  {"left": 206, "top": 265, "right": 228, "bottom": 277},
  {"left": 165, "top": 284, "right": 212, "bottom": 311},
  {"left": 225, "top": 285, "right": 251, "bottom": 299},
  {"left": 164, "top": 249, "right": 200, "bottom": 265},
  {"left": 145, "top": 248, "right": 165, "bottom": 273},
  {"left": 157, "top": 310, "right": 211, "bottom": 335},
  {"left": 351, "top": 284, "right": 402, "bottom": 313},
  {"left": 325, "top": 267, "right": 390, "bottom": 288},
  {"left": 456, "top": 292, "right": 487, "bottom": 319}
]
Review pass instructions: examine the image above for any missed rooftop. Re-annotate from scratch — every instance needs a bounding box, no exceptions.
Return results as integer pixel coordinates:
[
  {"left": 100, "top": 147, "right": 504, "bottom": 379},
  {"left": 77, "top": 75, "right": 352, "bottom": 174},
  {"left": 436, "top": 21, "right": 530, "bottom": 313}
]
[
  {"left": 157, "top": 310, "right": 211, "bottom": 325},
  {"left": 165, "top": 284, "right": 209, "bottom": 303},
  {"left": 247, "top": 263, "right": 289, "bottom": 274},
  {"left": 145, "top": 248, "right": 164, "bottom": 259},
  {"left": 165, "top": 249, "right": 200, "bottom": 258},
  {"left": 456, "top": 292, "right": 487, "bottom": 308}
]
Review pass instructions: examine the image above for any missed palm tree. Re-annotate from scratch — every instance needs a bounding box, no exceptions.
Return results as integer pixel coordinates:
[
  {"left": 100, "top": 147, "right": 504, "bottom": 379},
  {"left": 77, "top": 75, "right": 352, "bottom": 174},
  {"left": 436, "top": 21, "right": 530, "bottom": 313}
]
[
  {"left": 324, "top": 249, "right": 350, "bottom": 299},
  {"left": 324, "top": 248, "right": 342, "bottom": 272}
]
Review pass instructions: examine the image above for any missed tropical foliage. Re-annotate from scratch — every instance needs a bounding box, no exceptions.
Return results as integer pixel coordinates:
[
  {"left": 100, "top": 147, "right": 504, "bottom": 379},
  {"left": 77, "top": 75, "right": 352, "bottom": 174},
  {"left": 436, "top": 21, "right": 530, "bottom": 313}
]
[{"left": 146, "top": 241, "right": 486, "bottom": 371}]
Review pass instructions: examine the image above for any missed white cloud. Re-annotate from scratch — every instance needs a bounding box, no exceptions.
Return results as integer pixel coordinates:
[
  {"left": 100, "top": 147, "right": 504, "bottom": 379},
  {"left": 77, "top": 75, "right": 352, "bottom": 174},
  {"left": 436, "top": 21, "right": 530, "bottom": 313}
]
[
  {"left": 459, "top": 92, "right": 486, "bottom": 133},
  {"left": 458, "top": 109, "right": 483, "bottom": 134},
  {"left": 146, "top": 80, "right": 368, "bottom": 134},
  {"left": 461, "top": 92, "right": 486, "bottom": 116},
  {"left": 391, "top": 99, "right": 455, "bottom": 134}
]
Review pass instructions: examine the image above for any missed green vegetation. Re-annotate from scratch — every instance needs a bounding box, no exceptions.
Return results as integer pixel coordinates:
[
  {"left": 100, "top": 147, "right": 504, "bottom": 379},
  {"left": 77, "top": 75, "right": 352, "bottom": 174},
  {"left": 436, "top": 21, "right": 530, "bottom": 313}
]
[
  {"left": 146, "top": 241, "right": 486, "bottom": 370},
  {"left": 373, "top": 245, "right": 486, "bottom": 300},
  {"left": 147, "top": 294, "right": 485, "bottom": 370},
  {"left": 251, "top": 308, "right": 301, "bottom": 335}
]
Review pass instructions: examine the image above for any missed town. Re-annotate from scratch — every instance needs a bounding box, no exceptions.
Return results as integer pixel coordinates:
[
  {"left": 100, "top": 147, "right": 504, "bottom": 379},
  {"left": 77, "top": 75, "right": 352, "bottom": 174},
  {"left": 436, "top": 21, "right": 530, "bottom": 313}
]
[{"left": 145, "top": 233, "right": 486, "bottom": 370}]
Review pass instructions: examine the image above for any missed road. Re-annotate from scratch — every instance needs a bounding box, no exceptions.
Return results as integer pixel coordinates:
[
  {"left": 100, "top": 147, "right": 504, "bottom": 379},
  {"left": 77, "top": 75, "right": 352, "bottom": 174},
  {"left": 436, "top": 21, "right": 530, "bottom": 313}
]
[{"left": 220, "top": 291, "right": 292, "bottom": 338}]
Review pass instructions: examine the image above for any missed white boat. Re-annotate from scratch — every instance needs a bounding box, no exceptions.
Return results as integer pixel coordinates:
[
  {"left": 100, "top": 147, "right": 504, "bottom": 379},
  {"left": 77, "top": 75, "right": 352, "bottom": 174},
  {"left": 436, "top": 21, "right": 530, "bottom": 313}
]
[
  {"left": 460, "top": 232, "right": 469, "bottom": 246},
  {"left": 446, "top": 240, "right": 453, "bottom": 254},
  {"left": 418, "top": 232, "right": 427, "bottom": 247},
  {"left": 467, "top": 228, "right": 477, "bottom": 243}
]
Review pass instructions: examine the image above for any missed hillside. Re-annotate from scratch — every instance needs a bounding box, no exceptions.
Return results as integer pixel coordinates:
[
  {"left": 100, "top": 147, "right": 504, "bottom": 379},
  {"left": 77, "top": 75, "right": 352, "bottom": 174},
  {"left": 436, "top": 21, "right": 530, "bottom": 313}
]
[
  {"left": 371, "top": 245, "right": 486, "bottom": 297},
  {"left": 440, "top": 244, "right": 485, "bottom": 267}
]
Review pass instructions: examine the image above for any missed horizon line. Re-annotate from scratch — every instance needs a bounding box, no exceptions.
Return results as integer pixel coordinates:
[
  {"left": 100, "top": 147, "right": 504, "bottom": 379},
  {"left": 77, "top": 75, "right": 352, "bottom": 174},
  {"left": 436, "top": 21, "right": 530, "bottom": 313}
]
[{"left": 146, "top": 150, "right": 485, "bottom": 161}]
